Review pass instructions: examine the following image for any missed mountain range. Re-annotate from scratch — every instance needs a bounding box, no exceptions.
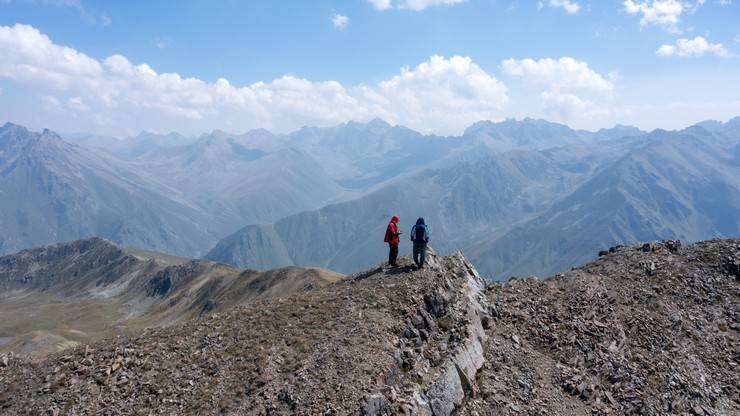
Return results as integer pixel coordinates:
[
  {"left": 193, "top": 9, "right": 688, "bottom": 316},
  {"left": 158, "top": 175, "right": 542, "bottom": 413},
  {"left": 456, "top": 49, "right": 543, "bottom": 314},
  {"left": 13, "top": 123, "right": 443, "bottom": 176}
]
[
  {"left": 208, "top": 118, "right": 740, "bottom": 279},
  {"left": 2, "top": 116, "right": 739, "bottom": 279}
]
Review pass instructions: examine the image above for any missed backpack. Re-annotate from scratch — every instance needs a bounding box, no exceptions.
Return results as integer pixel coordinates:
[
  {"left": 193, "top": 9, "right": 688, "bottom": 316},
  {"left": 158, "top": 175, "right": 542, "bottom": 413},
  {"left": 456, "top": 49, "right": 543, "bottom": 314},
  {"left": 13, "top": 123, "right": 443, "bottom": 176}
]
[{"left": 413, "top": 224, "right": 427, "bottom": 243}]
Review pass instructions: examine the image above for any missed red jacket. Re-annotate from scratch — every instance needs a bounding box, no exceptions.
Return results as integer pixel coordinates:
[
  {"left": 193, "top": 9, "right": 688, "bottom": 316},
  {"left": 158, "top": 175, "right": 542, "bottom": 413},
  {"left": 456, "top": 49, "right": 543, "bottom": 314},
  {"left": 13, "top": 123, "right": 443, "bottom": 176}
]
[{"left": 384, "top": 215, "right": 400, "bottom": 245}]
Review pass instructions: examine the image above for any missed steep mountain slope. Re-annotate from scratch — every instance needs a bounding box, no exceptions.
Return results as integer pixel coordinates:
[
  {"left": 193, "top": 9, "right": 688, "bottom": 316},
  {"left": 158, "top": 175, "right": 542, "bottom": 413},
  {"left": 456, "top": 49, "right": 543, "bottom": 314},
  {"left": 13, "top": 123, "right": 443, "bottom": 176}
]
[
  {"left": 289, "top": 118, "right": 644, "bottom": 191},
  {"left": 462, "top": 118, "right": 644, "bottom": 152},
  {"left": 0, "top": 238, "right": 342, "bottom": 357},
  {"left": 206, "top": 149, "right": 586, "bottom": 272},
  {"left": 64, "top": 131, "right": 197, "bottom": 160},
  {"left": 473, "top": 128, "right": 740, "bottom": 279},
  {"left": 289, "top": 119, "right": 468, "bottom": 189},
  {"left": 126, "top": 129, "right": 344, "bottom": 234},
  {"left": 1, "top": 239, "right": 736, "bottom": 415},
  {"left": 0, "top": 123, "right": 216, "bottom": 256},
  {"left": 0, "top": 123, "right": 347, "bottom": 256}
]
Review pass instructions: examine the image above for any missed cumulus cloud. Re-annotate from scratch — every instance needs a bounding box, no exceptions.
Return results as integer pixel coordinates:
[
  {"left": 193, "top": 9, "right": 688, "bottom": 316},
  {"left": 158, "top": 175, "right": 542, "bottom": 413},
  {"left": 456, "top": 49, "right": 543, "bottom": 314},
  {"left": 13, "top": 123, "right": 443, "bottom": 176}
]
[
  {"left": 363, "top": 55, "right": 508, "bottom": 130},
  {"left": 502, "top": 57, "right": 614, "bottom": 121},
  {"left": 622, "top": 0, "right": 688, "bottom": 31},
  {"left": 368, "top": 0, "right": 465, "bottom": 11},
  {"left": 540, "top": 91, "right": 606, "bottom": 120},
  {"left": 0, "top": 24, "right": 508, "bottom": 135},
  {"left": 0, "top": 23, "right": 102, "bottom": 88},
  {"left": 331, "top": 13, "right": 349, "bottom": 29},
  {"left": 656, "top": 36, "right": 730, "bottom": 57},
  {"left": 501, "top": 57, "right": 613, "bottom": 93},
  {"left": 548, "top": 0, "right": 581, "bottom": 14}
]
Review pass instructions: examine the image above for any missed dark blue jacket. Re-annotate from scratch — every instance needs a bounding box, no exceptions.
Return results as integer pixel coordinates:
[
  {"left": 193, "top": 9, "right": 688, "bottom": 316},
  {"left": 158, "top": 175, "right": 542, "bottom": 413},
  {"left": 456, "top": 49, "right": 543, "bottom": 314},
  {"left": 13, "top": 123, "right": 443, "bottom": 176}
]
[{"left": 410, "top": 223, "right": 429, "bottom": 244}]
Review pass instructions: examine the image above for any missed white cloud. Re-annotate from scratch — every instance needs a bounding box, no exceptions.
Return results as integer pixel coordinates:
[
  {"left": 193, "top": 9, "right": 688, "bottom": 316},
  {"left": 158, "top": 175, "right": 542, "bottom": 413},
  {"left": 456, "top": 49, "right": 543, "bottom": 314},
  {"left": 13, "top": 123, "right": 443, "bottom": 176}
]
[
  {"left": 540, "top": 91, "right": 607, "bottom": 119},
  {"left": 501, "top": 57, "right": 613, "bottom": 93},
  {"left": 368, "top": 0, "right": 392, "bottom": 10},
  {"left": 734, "top": 34, "right": 740, "bottom": 43},
  {"left": 368, "top": 0, "right": 465, "bottom": 11},
  {"left": 331, "top": 13, "right": 349, "bottom": 29},
  {"left": 0, "top": 24, "right": 508, "bottom": 135},
  {"left": 656, "top": 36, "right": 730, "bottom": 57},
  {"left": 363, "top": 55, "right": 508, "bottom": 130},
  {"left": 502, "top": 57, "right": 614, "bottom": 121},
  {"left": 549, "top": 0, "right": 581, "bottom": 14},
  {"left": 718, "top": 0, "right": 732, "bottom": 4},
  {"left": 0, "top": 23, "right": 102, "bottom": 88},
  {"left": 622, "top": 0, "right": 686, "bottom": 31}
]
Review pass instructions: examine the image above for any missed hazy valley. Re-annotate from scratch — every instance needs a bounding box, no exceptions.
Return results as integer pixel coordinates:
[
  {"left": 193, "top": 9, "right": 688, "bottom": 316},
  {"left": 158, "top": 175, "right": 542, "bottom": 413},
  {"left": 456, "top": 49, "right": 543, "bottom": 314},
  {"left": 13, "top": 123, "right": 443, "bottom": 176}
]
[{"left": 3, "top": 117, "right": 738, "bottom": 279}]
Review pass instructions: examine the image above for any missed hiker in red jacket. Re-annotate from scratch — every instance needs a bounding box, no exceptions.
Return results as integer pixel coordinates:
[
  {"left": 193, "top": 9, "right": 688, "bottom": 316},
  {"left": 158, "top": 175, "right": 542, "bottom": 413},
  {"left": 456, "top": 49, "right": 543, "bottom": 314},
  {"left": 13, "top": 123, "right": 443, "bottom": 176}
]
[{"left": 384, "top": 215, "right": 402, "bottom": 267}]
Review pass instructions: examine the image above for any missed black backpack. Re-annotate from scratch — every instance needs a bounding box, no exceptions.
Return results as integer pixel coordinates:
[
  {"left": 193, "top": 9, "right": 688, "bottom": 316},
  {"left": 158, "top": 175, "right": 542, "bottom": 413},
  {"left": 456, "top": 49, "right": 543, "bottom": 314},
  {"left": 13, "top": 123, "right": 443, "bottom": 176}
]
[{"left": 414, "top": 225, "right": 427, "bottom": 243}]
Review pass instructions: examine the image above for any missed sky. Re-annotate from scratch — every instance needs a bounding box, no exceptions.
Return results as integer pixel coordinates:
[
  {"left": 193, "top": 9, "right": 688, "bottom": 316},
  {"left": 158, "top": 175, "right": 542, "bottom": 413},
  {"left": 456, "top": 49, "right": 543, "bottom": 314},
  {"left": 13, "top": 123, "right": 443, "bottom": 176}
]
[{"left": 0, "top": 0, "right": 739, "bottom": 136}]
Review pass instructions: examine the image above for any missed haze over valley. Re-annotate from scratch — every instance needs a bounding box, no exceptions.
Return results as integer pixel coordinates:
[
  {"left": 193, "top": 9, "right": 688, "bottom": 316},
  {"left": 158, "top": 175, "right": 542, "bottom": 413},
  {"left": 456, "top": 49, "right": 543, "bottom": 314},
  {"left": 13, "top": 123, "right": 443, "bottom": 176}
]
[{"left": 3, "top": 116, "right": 739, "bottom": 280}]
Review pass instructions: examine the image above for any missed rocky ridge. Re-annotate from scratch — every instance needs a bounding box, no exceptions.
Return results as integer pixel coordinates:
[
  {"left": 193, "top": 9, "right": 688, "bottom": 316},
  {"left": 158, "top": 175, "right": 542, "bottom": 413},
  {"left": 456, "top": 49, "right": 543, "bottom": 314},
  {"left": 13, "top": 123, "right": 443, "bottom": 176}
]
[
  {"left": 0, "top": 239, "right": 738, "bottom": 415},
  {"left": 465, "top": 239, "right": 739, "bottom": 415},
  {"left": 0, "top": 251, "right": 488, "bottom": 415}
]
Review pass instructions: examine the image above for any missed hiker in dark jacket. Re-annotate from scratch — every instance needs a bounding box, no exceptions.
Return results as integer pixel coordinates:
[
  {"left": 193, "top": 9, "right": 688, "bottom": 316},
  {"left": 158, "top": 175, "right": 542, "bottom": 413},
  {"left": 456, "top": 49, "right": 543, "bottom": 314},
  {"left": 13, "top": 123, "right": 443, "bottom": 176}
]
[
  {"left": 410, "top": 217, "right": 429, "bottom": 268},
  {"left": 384, "top": 215, "right": 402, "bottom": 267}
]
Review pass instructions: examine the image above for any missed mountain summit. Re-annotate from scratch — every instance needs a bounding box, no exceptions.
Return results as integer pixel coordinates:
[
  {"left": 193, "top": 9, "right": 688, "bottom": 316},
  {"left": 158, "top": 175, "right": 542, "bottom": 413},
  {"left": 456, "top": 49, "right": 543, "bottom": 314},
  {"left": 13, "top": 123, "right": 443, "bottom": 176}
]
[{"left": 1, "top": 239, "right": 737, "bottom": 415}]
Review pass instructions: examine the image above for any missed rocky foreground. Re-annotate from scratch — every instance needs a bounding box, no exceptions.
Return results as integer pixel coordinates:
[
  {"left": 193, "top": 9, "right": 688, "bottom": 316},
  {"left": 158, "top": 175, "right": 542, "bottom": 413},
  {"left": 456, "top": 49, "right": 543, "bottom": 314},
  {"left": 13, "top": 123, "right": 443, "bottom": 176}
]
[{"left": 0, "top": 240, "right": 738, "bottom": 415}]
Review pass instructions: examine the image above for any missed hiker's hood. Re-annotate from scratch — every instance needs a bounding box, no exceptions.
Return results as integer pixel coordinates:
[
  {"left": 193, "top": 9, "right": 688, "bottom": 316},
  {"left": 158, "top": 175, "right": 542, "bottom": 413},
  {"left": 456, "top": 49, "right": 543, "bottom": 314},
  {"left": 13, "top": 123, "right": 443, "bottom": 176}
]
[
  {"left": 390, "top": 215, "right": 399, "bottom": 224},
  {"left": 416, "top": 217, "right": 425, "bottom": 225}
]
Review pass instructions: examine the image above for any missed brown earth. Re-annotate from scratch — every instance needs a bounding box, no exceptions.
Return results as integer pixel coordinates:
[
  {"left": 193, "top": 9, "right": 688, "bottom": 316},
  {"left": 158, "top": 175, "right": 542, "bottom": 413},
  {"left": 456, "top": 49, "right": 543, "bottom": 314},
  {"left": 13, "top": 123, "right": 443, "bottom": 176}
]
[
  {"left": 465, "top": 239, "right": 739, "bottom": 416},
  {"left": 0, "top": 251, "right": 487, "bottom": 415},
  {"left": 0, "top": 239, "right": 738, "bottom": 415},
  {"left": 0, "top": 238, "right": 343, "bottom": 357}
]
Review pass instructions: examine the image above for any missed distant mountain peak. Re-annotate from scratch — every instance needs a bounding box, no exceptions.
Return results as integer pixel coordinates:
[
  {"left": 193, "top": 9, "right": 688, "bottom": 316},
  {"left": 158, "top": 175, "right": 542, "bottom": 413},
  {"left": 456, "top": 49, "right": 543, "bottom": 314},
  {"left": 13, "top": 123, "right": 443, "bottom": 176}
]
[
  {"left": 134, "top": 130, "right": 184, "bottom": 140},
  {"left": 208, "top": 129, "right": 232, "bottom": 139},
  {"left": 244, "top": 128, "right": 275, "bottom": 137},
  {"left": 367, "top": 117, "right": 391, "bottom": 128},
  {"left": 40, "top": 128, "right": 62, "bottom": 140},
  {"left": 1, "top": 122, "right": 29, "bottom": 134}
]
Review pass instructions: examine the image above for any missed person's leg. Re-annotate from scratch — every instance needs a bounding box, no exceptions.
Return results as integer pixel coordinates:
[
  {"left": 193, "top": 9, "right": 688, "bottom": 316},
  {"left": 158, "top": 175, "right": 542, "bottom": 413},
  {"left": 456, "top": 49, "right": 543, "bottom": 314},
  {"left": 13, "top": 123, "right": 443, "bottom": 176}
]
[
  {"left": 419, "top": 243, "right": 427, "bottom": 267},
  {"left": 413, "top": 243, "right": 420, "bottom": 266},
  {"left": 390, "top": 244, "right": 399, "bottom": 266}
]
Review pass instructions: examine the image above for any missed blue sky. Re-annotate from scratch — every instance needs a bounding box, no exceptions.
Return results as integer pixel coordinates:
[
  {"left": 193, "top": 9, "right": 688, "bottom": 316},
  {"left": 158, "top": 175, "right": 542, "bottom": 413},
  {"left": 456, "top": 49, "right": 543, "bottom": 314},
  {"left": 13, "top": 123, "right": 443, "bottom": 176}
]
[{"left": 0, "top": 0, "right": 739, "bottom": 136}]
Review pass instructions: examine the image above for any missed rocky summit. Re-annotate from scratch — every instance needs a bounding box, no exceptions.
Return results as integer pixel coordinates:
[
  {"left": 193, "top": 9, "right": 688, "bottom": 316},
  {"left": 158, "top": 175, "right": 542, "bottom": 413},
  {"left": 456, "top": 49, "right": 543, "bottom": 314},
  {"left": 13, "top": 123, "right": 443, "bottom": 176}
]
[{"left": 0, "top": 240, "right": 738, "bottom": 415}]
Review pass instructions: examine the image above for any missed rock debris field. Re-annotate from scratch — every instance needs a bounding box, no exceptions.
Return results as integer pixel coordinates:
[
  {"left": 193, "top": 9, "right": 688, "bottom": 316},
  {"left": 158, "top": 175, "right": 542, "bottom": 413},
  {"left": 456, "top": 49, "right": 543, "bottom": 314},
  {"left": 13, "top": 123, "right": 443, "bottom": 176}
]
[{"left": 1, "top": 239, "right": 738, "bottom": 415}]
